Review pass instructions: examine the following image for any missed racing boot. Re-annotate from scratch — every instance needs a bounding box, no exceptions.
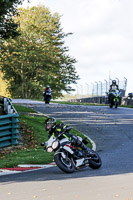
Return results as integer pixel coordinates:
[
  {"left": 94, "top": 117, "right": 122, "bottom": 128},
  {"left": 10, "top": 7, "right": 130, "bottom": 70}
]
[
  {"left": 81, "top": 143, "right": 91, "bottom": 157},
  {"left": 84, "top": 147, "right": 91, "bottom": 157}
]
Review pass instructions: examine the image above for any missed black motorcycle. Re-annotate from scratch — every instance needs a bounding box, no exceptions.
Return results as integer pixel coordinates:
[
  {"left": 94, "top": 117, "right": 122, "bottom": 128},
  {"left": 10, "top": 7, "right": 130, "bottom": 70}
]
[
  {"left": 108, "top": 90, "right": 121, "bottom": 108},
  {"left": 43, "top": 90, "right": 52, "bottom": 104},
  {"left": 42, "top": 127, "right": 102, "bottom": 173}
]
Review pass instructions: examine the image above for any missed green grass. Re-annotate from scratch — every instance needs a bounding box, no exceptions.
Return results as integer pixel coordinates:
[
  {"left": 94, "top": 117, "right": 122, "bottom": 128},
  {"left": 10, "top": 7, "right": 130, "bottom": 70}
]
[
  {"left": 0, "top": 115, "right": 52, "bottom": 168},
  {"left": 13, "top": 104, "right": 37, "bottom": 113},
  {"left": 120, "top": 105, "right": 133, "bottom": 108},
  {"left": 0, "top": 105, "right": 92, "bottom": 168}
]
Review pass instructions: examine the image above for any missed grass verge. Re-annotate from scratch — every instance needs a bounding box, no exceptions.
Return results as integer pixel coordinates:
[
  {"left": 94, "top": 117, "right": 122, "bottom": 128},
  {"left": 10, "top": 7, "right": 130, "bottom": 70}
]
[
  {"left": 13, "top": 104, "right": 37, "bottom": 113},
  {"left": 0, "top": 105, "right": 92, "bottom": 168}
]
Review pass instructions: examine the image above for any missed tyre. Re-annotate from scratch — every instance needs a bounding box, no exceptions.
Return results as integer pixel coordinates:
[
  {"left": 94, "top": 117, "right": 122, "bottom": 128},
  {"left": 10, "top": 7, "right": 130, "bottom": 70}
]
[
  {"left": 109, "top": 104, "right": 113, "bottom": 108},
  {"left": 109, "top": 97, "right": 114, "bottom": 108},
  {"left": 45, "top": 96, "right": 51, "bottom": 104},
  {"left": 89, "top": 150, "right": 102, "bottom": 169},
  {"left": 54, "top": 153, "right": 75, "bottom": 173},
  {"left": 115, "top": 101, "right": 118, "bottom": 108},
  {"left": 45, "top": 98, "right": 49, "bottom": 104}
]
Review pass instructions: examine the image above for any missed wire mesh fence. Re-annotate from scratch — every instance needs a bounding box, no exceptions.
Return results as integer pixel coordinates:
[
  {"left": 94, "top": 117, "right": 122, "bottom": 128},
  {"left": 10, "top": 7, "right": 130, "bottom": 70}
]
[{"left": 74, "top": 77, "right": 127, "bottom": 98}]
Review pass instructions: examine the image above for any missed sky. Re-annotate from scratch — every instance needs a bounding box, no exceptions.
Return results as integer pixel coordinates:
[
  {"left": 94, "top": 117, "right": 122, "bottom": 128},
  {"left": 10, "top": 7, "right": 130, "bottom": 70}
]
[{"left": 20, "top": 0, "right": 133, "bottom": 95}]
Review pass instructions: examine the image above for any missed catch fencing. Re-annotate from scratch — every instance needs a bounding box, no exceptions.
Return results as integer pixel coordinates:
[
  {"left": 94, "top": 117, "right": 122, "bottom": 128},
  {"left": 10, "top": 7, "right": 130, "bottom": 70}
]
[{"left": 75, "top": 77, "right": 127, "bottom": 98}]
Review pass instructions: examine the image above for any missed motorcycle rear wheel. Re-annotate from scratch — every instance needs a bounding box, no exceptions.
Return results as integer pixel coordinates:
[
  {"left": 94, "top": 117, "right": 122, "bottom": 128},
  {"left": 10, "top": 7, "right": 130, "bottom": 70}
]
[
  {"left": 54, "top": 153, "right": 75, "bottom": 173},
  {"left": 89, "top": 150, "right": 102, "bottom": 169}
]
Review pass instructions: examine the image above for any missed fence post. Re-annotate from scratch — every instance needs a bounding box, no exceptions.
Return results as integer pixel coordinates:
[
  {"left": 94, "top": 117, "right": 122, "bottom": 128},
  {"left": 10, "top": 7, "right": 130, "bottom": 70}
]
[{"left": 95, "top": 82, "right": 98, "bottom": 96}]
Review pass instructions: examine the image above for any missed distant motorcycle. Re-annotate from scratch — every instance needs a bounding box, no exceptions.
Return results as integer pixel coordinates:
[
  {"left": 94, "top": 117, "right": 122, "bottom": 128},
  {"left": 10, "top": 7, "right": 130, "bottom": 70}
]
[
  {"left": 108, "top": 90, "right": 121, "bottom": 108},
  {"left": 43, "top": 91, "right": 52, "bottom": 104},
  {"left": 41, "top": 129, "right": 102, "bottom": 173}
]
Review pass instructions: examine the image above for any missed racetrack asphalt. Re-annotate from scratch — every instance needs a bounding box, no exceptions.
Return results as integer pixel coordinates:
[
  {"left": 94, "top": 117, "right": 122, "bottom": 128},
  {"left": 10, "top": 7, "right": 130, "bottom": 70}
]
[
  {"left": 1, "top": 100, "right": 133, "bottom": 200},
  {"left": 9, "top": 100, "right": 133, "bottom": 176}
]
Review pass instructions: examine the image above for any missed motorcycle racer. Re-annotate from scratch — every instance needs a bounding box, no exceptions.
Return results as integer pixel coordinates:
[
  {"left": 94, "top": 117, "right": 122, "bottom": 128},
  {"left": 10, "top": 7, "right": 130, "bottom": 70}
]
[
  {"left": 43, "top": 85, "right": 52, "bottom": 104},
  {"left": 44, "top": 117, "right": 91, "bottom": 157},
  {"left": 108, "top": 80, "right": 120, "bottom": 103}
]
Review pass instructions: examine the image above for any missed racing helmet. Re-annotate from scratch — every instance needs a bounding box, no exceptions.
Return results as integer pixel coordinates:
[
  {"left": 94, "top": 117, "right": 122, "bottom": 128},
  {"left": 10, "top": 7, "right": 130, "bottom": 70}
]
[
  {"left": 112, "top": 80, "right": 116, "bottom": 85},
  {"left": 46, "top": 85, "right": 50, "bottom": 88},
  {"left": 44, "top": 117, "right": 56, "bottom": 131}
]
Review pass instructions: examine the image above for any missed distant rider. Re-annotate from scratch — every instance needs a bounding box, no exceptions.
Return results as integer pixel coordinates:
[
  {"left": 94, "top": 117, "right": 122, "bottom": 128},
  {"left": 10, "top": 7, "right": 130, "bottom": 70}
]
[
  {"left": 108, "top": 80, "right": 119, "bottom": 103},
  {"left": 43, "top": 85, "right": 52, "bottom": 100}
]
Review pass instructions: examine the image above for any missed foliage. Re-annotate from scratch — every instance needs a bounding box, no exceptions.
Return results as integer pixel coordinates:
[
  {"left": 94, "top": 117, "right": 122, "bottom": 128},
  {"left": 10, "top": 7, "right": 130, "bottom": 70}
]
[
  {"left": 0, "top": 6, "right": 79, "bottom": 99},
  {"left": 0, "top": 0, "right": 24, "bottom": 39},
  {"left": 0, "top": 71, "right": 10, "bottom": 97}
]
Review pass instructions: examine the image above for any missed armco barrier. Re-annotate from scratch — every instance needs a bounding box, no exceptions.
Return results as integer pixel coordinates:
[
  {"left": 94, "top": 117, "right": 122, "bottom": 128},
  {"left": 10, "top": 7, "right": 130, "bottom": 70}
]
[
  {"left": 70, "top": 96, "right": 122, "bottom": 105},
  {"left": 70, "top": 96, "right": 108, "bottom": 104},
  {"left": 0, "top": 113, "right": 19, "bottom": 148},
  {"left": 0, "top": 97, "right": 19, "bottom": 148}
]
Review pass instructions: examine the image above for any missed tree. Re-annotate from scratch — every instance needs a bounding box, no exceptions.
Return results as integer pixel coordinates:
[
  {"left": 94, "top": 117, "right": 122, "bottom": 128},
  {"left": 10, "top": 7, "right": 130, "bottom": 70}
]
[
  {"left": 0, "top": 6, "right": 79, "bottom": 99},
  {"left": 0, "top": 71, "right": 10, "bottom": 97},
  {"left": 0, "top": 0, "right": 24, "bottom": 39}
]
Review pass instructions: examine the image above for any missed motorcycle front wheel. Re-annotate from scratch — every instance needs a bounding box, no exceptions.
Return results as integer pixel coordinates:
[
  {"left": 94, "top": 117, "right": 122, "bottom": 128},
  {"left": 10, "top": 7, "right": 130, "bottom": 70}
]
[
  {"left": 45, "top": 98, "right": 50, "bottom": 104},
  {"left": 54, "top": 153, "right": 75, "bottom": 173},
  {"left": 89, "top": 150, "right": 102, "bottom": 169},
  {"left": 115, "top": 101, "right": 118, "bottom": 108},
  {"left": 109, "top": 104, "right": 113, "bottom": 108}
]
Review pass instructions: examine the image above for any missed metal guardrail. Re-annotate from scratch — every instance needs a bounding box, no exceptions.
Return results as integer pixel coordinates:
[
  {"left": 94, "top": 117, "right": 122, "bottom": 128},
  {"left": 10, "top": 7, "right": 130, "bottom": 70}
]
[
  {"left": 0, "top": 97, "right": 19, "bottom": 148},
  {"left": 3, "top": 97, "right": 17, "bottom": 114},
  {"left": 70, "top": 95, "right": 133, "bottom": 106},
  {"left": 0, "top": 113, "right": 19, "bottom": 148},
  {"left": 70, "top": 96, "right": 107, "bottom": 104},
  {"left": 70, "top": 95, "right": 122, "bottom": 105}
]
